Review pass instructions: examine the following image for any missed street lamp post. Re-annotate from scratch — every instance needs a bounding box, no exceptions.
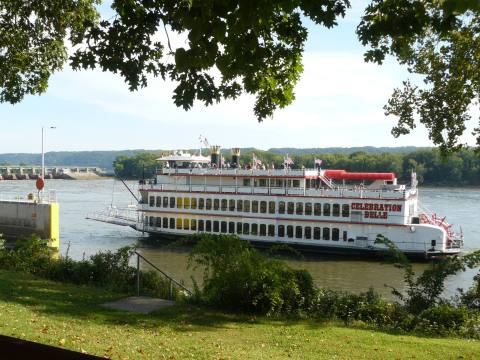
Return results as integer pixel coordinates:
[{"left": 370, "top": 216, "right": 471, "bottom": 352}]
[{"left": 41, "top": 126, "right": 56, "bottom": 180}]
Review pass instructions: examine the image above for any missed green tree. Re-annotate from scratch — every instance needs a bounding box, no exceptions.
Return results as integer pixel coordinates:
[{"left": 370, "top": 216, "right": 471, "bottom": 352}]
[
  {"left": 0, "top": 0, "right": 349, "bottom": 121},
  {"left": 357, "top": 0, "right": 480, "bottom": 154}
]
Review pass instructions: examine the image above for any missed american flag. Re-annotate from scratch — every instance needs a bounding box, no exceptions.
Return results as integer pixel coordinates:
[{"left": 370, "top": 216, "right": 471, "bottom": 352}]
[
  {"left": 314, "top": 158, "right": 322, "bottom": 166},
  {"left": 252, "top": 153, "right": 262, "bottom": 166},
  {"left": 284, "top": 155, "right": 294, "bottom": 166}
]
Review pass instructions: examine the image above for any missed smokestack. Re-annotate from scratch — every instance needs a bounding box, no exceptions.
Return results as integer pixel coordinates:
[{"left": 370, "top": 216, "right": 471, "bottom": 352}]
[
  {"left": 210, "top": 146, "right": 221, "bottom": 167},
  {"left": 231, "top": 148, "right": 241, "bottom": 168}
]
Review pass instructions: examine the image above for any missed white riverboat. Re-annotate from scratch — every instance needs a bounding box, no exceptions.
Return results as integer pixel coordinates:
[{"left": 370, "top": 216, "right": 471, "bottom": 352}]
[{"left": 121, "top": 146, "right": 462, "bottom": 259}]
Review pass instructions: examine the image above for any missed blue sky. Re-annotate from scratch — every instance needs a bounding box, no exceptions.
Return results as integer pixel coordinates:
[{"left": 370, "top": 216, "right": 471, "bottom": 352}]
[{"left": 0, "top": 1, "right": 477, "bottom": 153}]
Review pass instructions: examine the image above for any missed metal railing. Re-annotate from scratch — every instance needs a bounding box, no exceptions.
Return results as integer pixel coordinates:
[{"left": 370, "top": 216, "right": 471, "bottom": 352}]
[
  {"left": 141, "top": 183, "right": 410, "bottom": 199},
  {"left": 134, "top": 251, "right": 192, "bottom": 300}
]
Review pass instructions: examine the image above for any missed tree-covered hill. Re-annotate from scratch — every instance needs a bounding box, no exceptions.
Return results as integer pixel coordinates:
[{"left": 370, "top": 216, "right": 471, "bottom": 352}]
[
  {"left": 0, "top": 147, "right": 434, "bottom": 171},
  {"left": 113, "top": 148, "right": 480, "bottom": 186}
]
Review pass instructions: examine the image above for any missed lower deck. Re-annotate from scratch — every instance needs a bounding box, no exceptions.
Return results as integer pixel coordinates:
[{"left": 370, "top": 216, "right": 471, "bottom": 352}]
[{"left": 141, "top": 211, "right": 454, "bottom": 256}]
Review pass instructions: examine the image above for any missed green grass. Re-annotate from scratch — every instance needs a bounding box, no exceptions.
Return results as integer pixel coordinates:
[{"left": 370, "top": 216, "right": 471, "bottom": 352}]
[{"left": 0, "top": 270, "right": 478, "bottom": 359}]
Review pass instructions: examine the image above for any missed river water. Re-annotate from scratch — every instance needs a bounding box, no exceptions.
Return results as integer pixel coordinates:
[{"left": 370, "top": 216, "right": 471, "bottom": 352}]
[{"left": 1, "top": 180, "right": 479, "bottom": 298}]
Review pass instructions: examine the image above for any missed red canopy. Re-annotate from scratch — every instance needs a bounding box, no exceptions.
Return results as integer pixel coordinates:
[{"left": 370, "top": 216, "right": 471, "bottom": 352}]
[{"left": 324, "top": 169, "right": 395, "bottom": 181}]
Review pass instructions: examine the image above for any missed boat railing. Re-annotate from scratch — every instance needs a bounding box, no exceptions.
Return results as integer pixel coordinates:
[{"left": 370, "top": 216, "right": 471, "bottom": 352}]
[
  {"left": 141, "top": 183, "right": 410, "bottom": 199},
  {"left": 86, "top": 205, "right": 138, "bottom": 227}
]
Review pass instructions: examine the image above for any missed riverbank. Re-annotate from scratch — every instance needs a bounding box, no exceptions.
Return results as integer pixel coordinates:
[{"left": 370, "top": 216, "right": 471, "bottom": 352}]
[{"left": 0, "top": 270, "right": 478, "bottom": 359}]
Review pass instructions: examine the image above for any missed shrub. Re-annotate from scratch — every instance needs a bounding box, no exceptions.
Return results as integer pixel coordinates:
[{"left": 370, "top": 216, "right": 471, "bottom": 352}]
[
  {"left": 416, "top": 305, "right": 472, "bottom": 335},
  {"left": 188, "top": 234, "right": 316, "bottom": 315},
  {"left": 0, "top": 236, "right": 181, "bottom": 300}
]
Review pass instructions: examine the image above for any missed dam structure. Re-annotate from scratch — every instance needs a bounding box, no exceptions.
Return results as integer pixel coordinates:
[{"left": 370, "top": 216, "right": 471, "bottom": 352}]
[{"left": 0, "top": 166, "right": 105, "bottom": 180}]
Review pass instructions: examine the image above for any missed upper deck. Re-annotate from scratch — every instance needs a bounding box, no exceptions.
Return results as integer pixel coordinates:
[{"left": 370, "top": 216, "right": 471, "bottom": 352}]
[{"left": 141, "top": 167, "right": 414, "bottom": 201}]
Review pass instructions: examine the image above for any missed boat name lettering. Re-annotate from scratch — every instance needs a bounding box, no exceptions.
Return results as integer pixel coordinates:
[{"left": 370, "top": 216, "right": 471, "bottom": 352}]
[{"left": 351, "top": 203, "right": 402, "bottom": 212}]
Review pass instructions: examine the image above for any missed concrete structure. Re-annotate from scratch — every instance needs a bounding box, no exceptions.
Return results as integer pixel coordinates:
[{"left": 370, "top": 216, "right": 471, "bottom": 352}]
[
  {"left": 0, "top": 166, "right": 105, "bottom": 180},
  {"left": 0, "top": 196, "right": 59, "bottom": 249},
  {"left": 101, "top": 296, "right": 175, "bottom": 314}
]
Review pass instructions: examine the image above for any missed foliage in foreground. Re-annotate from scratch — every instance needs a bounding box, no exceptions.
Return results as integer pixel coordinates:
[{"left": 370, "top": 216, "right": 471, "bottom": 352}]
[
  {"left": 188, "top": 234, "right": 316, "bottom": 315},
  {"left": 3, "top": 271, "right": 480, "bottom": 360},
  {"left": 1, "top": 234, "right": 480, "bottom": 338},
  {"left": 188, "top": 234, "right": 480, "bottom": 338},
  {"left": 0, "top": 235, "right": 180, "bottom": 300}
]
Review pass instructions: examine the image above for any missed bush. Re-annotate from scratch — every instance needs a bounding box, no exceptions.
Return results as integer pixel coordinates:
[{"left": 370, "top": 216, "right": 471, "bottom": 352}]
[
  {"left": 188, "top": 234, "right": 316, "bottom": 315},
  {"left": 0, "top": 236, "right": 181, "bottom": 300},
  {"left": 416, "top": 305, "right": 473, "bottom": 335}
]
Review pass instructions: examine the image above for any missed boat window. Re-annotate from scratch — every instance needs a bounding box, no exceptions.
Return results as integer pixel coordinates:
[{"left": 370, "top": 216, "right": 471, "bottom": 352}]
[
  {"left": 177, "top": 197, "right": 183, "bottom": 209},
  {"left": 162, "top": 217, "right": 168, "bottom": 228},
  {"left": 343, "top": 230, "right": 347, "bottom": 241},
  {"left": 251, "top": 223, "right": 258, "bottom": 235},
  {"left": 260, "top": 224, "right": 266, "bottom": 236},
  {"left": 237, "top": 199, "right": 243, "bottom": 212},
  {"left": 314, "top": 227, "right": 321, "bottom": 240},
  {"left": 243, "top": 178, "right": 251, "bottom": 186},
  {"left": 221, "top": 199, "right": 227, "bottom": 211},
  {"left": 296, "top": 202, "right": 303, "bottom": 215},
  {"left": 191, "top": 219, "right": 197, "bottom": 231},
  {"left": 176, "top": 218, "right": 182, "bottom": 229},
  {"left": 305, "top": 227, "right": 312, "bottom": 239},
  {"left": 148, "top": 217, "right": 154, "bottom": 226},
  {"left": 229, "top": 199, "right": 235, "bottom": 211},
  {"left": 243, "top": 223, "right": 250, "bottom": 235},
  {"left": 191, "top": 198, "right": 197, "bottom": 210},
  {"left": 213, "top": 221, "right": 219, "bottom": 232},
  {"left": 149, "top": 196, "right": 155, "bottom": 207},
  {"left": 292, "top": 180, "right": 300, "bottom": 188},
  {"left": 237, "top": 222, "right": 243, "bottom": 234},
  {"left": 198, "top": 198, "right": 204, "bottom": 210},
  {"left": 155, "top": 217, "right": 161, "bottom": 227},
  {"left": 305, "top": 203, "right": 312, "bottom": 216},
  {"left": 259, "top": 179, "right": 267, "bottom": 187},
  {"left": 279, "top": 201, "right": 285, "bottom": 214},
  {"left": 163, "top": 197, "right": 169, "bottom": 208},
  {"left": 244, "top": 200, "right": 250, "bottom": 212},
  {"left": 351, "top": 211, "right": 362, "bottom": 222},
  {"left": 221, "top": 221, "right": 227, "bottom": 233},
  {"left": 332, "top": 228, "right": 339, "bottom": 241},
  {"left": 314, "top": 203, "right": 321, "bottom": 216},
  {"left": 268, "top": 225, "right": 275, "bottom": 237},
  {"left": 252, "top": 201, "right": 259, "bottom": 213},
  {"left": 287, "top": 202, "right": 294, "bottom": 214},
  {"left": 260, "top": 201, "right": 267, "bottom": 213},
  {"left": 156, "top": 196, "right": 162, "bottom": 207},
  {"left": 198, "top": 220, "right": 204, "bottom": 232},
  {"left": 183, "top": 218, "right": 190, "bottom": 230},
  {"left": 332, "top": 204, "right": 340, "bottom": 217},
  {"left": 323, "top": 203, "right": 331, "bottom": 216},
  {"left": 323, "top": 227, "right": 330, "bottom": 240},
  {"left": 206, "top": 220, "right": 212, "bottom": 232},
  {"left": 342, "top": 204, "right": 350, "bottom": 217},
  {"left": 275, "top": 179, "right": 284, "bottom": 187},
  {"left": 229, "top": 222, "right": 235, "bottom": 234},
  {"left": 183, "top": 197, "right": 190, "bottom": 209},
  {"left": 269, "top": 201, "right": 276, "bottom": 214},
  {"left": 295, "top": 226, "right": 302, "bottom": 239},
  {"left": 287, "top": 225, "right": 294, "bottom": 238},
  {"left": 169, "top": 218, "right": 175, "bottom": 229},
  {"left": 278, "top": 225, "right": 285, "bottom": 237},
  {"left": 214, "top": 199, "right": 220, "bottom": 210}
]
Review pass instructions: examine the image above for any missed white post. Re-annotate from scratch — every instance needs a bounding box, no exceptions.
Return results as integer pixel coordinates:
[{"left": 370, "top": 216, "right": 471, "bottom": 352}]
[
  {"left": 41, "top": 126, "right": 45, "bottom": 180},
  {"left": 41, "top": 126, "right": 56, "bottom": 183}
]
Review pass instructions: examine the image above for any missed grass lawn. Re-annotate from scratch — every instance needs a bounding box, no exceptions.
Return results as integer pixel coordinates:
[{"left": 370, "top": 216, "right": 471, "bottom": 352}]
[{"left": 0, "top": 270, "right": 478, "bottom": 359}]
